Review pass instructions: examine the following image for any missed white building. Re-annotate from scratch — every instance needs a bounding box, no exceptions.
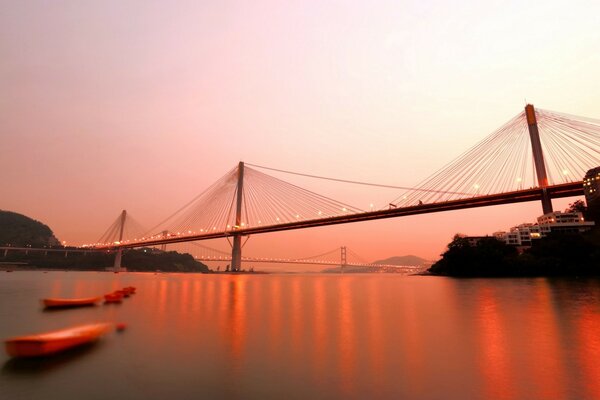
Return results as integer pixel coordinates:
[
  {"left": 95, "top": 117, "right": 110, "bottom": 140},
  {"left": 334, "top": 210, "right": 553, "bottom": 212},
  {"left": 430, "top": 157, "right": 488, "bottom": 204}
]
[{"left": 494, "top": 211, "right": 594, "bottom": 246}]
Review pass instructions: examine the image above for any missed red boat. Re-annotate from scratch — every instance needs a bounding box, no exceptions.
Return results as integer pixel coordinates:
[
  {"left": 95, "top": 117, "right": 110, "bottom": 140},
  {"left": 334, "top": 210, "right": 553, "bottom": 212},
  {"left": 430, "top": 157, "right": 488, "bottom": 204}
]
[
  {"left": 104, "top": 293, "right": 123, "bottom": 303},
  {"left": 5, "top": 322, "right": 113, "bottom": 357},
  {"left": 42, "top": 296, "right": 103, "bottom": 308},
  {"left": 122, "top": 286, "right": 136, "bottom": 295}
]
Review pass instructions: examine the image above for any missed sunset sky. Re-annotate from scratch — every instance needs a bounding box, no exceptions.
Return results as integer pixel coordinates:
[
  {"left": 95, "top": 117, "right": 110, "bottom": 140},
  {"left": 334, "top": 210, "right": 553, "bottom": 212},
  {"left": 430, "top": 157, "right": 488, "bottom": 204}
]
[{"left": 2, "top": 1, "right": 600, "bottom": 270}]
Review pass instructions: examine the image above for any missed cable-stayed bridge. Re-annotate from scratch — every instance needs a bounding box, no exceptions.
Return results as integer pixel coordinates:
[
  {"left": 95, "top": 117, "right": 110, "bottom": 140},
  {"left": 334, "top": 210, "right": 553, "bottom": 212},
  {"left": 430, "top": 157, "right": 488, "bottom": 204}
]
[{"left": 90, "top": 105, "right": 600, "bottom": 271}]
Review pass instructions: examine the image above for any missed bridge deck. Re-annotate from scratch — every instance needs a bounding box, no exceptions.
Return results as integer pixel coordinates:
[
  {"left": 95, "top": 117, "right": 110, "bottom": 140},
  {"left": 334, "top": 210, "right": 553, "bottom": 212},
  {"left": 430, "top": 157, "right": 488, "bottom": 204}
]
[{"left": 99, "top": 181, "right": 583, "bottom": 250}]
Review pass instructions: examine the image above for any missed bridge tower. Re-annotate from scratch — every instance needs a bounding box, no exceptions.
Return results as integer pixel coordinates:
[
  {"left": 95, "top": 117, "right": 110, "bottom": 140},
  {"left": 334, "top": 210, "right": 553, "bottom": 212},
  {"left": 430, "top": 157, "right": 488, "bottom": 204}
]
[
  {"left": 340, "top": 246, "right": 347, "bottom": 273},
  {"left": 113, "top": 210, "right": 127, "bottom": 272},
  {"left": 160, "top": 230, "right": 168, "bottom": 251},
  {"left": 525, "top": 104, "right": 553, "bottom": 214},
  {"left": 231, "top": 162, "right": 245, "bottom": 272}
]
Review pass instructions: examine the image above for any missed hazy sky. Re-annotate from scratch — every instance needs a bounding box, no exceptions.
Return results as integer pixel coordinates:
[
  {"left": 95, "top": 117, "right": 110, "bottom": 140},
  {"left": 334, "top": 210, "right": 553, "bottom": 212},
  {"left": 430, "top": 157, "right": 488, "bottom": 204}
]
[{"left": 2, "top": 0, "right": 600, "bottom": 270}]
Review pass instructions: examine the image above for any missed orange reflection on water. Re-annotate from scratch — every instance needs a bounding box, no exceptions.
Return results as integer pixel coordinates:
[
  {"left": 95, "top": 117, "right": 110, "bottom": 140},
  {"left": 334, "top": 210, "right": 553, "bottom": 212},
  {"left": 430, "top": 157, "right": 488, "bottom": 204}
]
[
  {"left": 337, "top": 277, "right": 357, "bottom": 396},
  {"left": 156, "top": 279, "right": 168, "bottom": 316},
  {"left": 366, "top": 277, "right": 385, "bottom": 396},
  {"left": 290, "top": 278, "right": 302, "bottom": 348},
  {"left": 225, "top": 276, "right": 247, "bottom": 370},
  {"left": 311, "top": 277, "right": 328, "bottom": 387},
  {"left": 267, "top": 276, "right": 283, "bottom": 361},
  {"left": 524, "top": 281, "right": 566, "bottom": 400},
  {"left": 399, "top": 286, "right": 426, "bottom": 396},
  {"left": 476, "top": 286, "right": 514, "bottom": 400},
  {"left": 576, "top": 302, "right": 600, "bottom": 400}
]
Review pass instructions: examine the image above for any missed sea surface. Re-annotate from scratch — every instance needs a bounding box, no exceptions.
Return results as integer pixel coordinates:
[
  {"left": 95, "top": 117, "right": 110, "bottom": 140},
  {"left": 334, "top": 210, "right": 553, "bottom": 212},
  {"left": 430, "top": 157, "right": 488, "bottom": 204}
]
[{"left": 1, "top": 271, "right": 600, "bottom": 400}]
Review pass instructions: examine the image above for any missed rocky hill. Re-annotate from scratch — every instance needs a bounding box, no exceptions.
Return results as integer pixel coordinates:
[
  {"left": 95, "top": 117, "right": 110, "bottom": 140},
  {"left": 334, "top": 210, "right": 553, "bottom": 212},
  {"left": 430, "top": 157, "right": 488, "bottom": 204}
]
[
  {"left": 0, "top": 210, "right": 60, "bottom": 247},
  {"left": 0, "top": 210, "right": 210, "bottom": 273}
]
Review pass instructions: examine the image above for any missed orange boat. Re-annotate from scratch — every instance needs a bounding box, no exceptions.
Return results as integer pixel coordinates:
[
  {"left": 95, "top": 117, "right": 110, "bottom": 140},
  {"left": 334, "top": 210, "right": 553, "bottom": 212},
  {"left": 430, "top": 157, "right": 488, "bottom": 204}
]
[
  {"left": 5, "top": 322, "right": 113, "bottom": 357},
  {"left": 104, "top": 293, "right": 123, "bottom": 303},
  {"left": 122, "top": 286, "right": 136, "bottom": 295},
  {"left": 42, "top": 296, "right": 103, "bottom": 308}
]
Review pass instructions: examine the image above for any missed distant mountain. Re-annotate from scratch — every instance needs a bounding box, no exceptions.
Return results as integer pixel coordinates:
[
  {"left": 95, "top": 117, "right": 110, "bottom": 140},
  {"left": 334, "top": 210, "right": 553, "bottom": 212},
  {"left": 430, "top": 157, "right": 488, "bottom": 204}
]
[
  {"left": 373, "top": 255, "right": 431, "bottom": 267},
  {"left": 0, "top": 210, "right": 60, "bottom": 247}
]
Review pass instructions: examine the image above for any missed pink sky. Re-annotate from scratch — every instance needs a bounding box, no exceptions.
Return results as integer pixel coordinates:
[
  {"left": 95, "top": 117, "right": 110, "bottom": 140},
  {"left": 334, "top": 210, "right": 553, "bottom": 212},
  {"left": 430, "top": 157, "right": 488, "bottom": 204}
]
[{"left": 1, "top": 1, "right": 600, "bottom": 270}]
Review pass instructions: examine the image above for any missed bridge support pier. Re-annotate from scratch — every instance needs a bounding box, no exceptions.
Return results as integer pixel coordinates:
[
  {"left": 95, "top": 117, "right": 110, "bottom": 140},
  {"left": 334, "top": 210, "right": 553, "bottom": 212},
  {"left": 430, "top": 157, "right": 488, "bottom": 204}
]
[
  {"left": 231, "top": 162, "right": 245, "bottom": 272},
  {"left": 113, "top": 249, "right": 123, "bottom": 271},
  {"left": 3, "top": 249, "right": 7, "bottom": 257},
  {"left": 160, "top": 230, "right": 168, "bottom": 252},
  {"left": 232, "top": 235, "right": 242, "bottom": 272},
  {"left": 526, "top": 104, "right": 553, "bottom": 215}
]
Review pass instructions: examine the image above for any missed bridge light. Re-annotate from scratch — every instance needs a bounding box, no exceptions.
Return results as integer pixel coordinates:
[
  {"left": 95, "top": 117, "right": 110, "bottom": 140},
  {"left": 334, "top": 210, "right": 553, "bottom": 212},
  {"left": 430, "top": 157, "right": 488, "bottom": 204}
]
[
  {"left": 295, "top": 214, "right": 300, "bottom": 218},
  {"left": 342, "top": 207, "right": 347, "bottom": 212},
  {"left": 318, "top": 211, "right": 322, "bottom": 215},
  {"left": 516, "top": 177, "right": 522, "bottom": 182},
  {"left": 241, "top": 222, "right": 245, "bottom": 226},
  {"left": 258, "top": 220, "right": 261, "bottom": 224},
  {"left": 562, "top": 169, "right": 570, "bottom": 175},
  {"left": 473, "top": 184, "right": 480, "bottom": 189},
  {"left": 276, "top": 217, "right": 280, "bottom": 221}
]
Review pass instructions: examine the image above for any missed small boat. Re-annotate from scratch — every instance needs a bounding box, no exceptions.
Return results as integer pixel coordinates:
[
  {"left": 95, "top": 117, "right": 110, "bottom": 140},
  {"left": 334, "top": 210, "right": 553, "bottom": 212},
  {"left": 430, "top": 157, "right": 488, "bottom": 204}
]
[
  {"left": 42, "top": 296, "right": 103, "bottom": 308},
  {"left": 113, "top": 290, "right": 129, "bottom": 298},
  {"left": 122, "top": 286, "right": 136, "bottom": 295},
  {"left": 5, "top": 322, "right": 113, "bottom": 357},
  {"left": 104, "top": 293, "right": 123, "bottom": 303}
]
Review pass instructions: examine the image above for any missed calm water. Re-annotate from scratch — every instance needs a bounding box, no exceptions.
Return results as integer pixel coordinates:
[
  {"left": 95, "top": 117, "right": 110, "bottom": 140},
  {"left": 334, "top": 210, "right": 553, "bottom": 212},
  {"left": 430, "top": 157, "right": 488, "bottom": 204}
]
[{"left": 1, "top": 271, "right": 600, "bottom": 400}]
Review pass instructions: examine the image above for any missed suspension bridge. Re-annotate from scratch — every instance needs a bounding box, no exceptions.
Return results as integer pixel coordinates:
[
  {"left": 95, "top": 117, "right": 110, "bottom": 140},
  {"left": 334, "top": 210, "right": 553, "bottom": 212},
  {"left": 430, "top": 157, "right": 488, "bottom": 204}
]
[
  {"left": 89, "top": 104, "right": 600, "bottom": 271},
  {"left": 185, "top": 244, "right": 420, "bottom": 271}
]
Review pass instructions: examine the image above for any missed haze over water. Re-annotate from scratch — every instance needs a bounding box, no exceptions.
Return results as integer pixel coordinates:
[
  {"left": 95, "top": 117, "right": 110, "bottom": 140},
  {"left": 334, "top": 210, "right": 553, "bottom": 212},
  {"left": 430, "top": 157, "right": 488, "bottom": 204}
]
[{"left": 2, "top": 271, "right": 600, "bottom": 400}]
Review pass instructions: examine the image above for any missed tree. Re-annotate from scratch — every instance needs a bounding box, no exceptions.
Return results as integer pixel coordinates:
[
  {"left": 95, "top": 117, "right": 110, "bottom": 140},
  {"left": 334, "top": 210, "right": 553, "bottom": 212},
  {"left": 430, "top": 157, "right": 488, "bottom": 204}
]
[{"left": 566, "top": 200, "right": 587, "bottom": 214}]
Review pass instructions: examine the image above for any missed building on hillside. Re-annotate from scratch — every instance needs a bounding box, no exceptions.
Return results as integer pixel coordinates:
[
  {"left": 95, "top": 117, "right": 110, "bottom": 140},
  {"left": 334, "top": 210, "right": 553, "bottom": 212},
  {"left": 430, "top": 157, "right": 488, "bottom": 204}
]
[
  {"left": 498, "top": 211, "right": 593, "bottom": 246},
  {"left": 479, "top": 211, "right": 594, "bottom": 248},
  {"left": 536, "top": 211, "right": 594, "bottom": 235}
]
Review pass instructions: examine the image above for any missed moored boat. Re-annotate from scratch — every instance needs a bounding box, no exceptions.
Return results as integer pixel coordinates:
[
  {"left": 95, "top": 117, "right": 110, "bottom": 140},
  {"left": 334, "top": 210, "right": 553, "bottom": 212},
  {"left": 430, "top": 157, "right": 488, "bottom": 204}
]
[
  {"left": 122, "top": 286, "right": 136, "bottom": 295},
  {"left": 42, "top": 296, "right": 103, "bottom": 308},
  {"left": 114, "top": 290, "right": 129, "bottom": 298},
  {"left": 5, "top": 322, "right": 113, "bottom": 357},
  {"left": 104, "top": 293, "right": 123, "bottom": 303}
]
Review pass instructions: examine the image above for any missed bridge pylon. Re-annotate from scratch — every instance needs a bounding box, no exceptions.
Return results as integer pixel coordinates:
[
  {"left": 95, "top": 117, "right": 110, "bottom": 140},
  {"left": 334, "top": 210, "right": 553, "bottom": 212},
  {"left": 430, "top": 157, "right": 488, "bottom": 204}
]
[
  {"left": 231, "top": 162, "right": 244, "bottom": 272},
  {"left": 160, "top": 230, "right": 168, "bottom": 251},
  {"left": 112, "top": 210, "right": 127, "bottom": 272},
  {"left": 340, "top": 246, "right": 347, "bottom": 273},
  {"left": 525, "top": 104, "right": 553, "bottom": 214}
]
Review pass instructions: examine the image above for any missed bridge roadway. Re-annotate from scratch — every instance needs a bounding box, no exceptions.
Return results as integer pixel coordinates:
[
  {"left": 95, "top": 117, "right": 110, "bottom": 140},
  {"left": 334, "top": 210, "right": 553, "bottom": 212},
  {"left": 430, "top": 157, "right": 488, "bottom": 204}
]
[
  {"left": 1, "top": 246, "right": 102, "bottom": 254},
  {"left": 101, "top": 181, "right": 584, "bottom": 250}
]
